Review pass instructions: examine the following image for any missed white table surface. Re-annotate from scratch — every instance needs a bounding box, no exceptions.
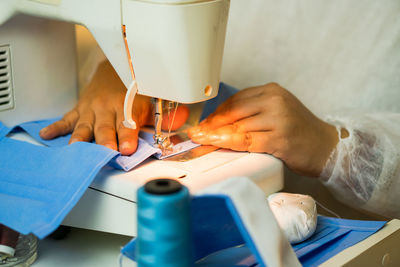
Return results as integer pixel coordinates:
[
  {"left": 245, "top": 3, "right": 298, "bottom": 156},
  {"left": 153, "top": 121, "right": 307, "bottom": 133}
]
[{"left": 32, "top": 228, "right": 136, "bottom": 267}]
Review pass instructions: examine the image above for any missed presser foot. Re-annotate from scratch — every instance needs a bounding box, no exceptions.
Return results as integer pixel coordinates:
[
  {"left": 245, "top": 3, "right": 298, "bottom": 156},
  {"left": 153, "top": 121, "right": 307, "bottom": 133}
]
[{"left": 153, "top": 134, "right": 174, "bottom": 156}]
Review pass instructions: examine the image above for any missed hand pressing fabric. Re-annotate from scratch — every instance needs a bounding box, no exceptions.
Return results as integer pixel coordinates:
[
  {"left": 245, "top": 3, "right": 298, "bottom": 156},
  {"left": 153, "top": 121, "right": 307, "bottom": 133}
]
[
  {"left": 188, "top": 83, "right": 347, "bottom": 177},
  {"left": 40, "top": 60, "right": 189, "bottom": 155}
]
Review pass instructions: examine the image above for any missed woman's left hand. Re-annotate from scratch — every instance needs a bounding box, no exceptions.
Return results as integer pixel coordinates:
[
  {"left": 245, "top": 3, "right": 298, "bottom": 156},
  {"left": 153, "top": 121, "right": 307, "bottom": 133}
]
[{"left": 188, "top": 83, "right": 342, "bottom": 177}]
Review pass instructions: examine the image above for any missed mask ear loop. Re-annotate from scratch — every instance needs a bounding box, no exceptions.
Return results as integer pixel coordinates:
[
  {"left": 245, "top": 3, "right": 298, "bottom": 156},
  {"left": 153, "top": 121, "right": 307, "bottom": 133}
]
[{"left": 315, "top": 200, "right": 341, "bottom": 218}]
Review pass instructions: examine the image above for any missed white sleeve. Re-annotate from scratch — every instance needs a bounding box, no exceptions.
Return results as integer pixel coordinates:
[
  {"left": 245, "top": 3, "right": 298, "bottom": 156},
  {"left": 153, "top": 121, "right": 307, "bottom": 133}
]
[{"left": 320, "top": 113, "right": 400, "bottom": 218}]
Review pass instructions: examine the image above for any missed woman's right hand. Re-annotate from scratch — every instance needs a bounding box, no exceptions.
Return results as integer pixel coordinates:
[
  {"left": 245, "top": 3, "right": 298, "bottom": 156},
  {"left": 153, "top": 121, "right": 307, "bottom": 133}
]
[{"left": 39, "top": 60, "right": 189, "bottom": 155}]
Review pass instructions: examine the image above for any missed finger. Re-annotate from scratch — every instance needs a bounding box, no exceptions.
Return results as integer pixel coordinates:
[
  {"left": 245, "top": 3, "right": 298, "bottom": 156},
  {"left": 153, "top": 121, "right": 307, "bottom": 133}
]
[
  {"left": 230, "top": 113, "right": 275, "bottom": 133},
  {"left": 188, "top": 99, "right": 261, "bottom": 139},
  {"left": 194, "top": 125, "right": 274, "bottom": 154},
  {"left": 202, "top": 82, "right": 281, "bottom": 127},
  {"left": 93, "top": 109, "right": 118, "bottom": 150},
  {"left": 191, "top": 125, "right": 274, "bottom": 153},
  {"left": 188, "top": 113, "right": 274, "bottom": 140},
  {"left": 161, "top": 105, "right": 190, "bottom": 131},
  {"left": 39, "top": 109, "right": 79, "bottom": 139},
  {"left": 116, "top": 109, "right": 139, "bottom": 155},
  {"left": 209, "top": 85, "right": 267, "bottom": 118},
  {"left": 208, "top": 84, "right": 273, "bottom": 116},
  {"left": 69, "top": 109, "right": 95, "bottom": 144},
  {"left": 202, "top": 95, "right": 265, "bottom": 128},
  {"left": 227, "top": 82, "right": 281, "bottom": 102}
]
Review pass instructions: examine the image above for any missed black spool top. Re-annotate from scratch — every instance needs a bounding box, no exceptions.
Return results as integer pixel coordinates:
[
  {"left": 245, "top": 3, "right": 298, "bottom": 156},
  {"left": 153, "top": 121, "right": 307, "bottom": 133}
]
[{"left": 144, "top": 179, "right": 182, "bottom": 195}]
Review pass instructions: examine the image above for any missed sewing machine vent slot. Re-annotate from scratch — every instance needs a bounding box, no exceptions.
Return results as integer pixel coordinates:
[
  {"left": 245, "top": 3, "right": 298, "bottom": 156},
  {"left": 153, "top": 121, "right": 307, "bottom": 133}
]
[{"left": 0, "top": 45, "right": 14, "bottom": 112}]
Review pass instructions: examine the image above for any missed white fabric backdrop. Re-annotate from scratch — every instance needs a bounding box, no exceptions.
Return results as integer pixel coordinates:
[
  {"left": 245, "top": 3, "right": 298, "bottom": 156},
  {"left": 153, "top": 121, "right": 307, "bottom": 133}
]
[{"left": 221, "top": 0, "right": 400, "bottom": 219}]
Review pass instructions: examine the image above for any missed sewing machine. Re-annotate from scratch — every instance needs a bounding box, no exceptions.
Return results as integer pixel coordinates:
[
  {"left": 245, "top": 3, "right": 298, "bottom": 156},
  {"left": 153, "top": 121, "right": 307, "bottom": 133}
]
[{"left": 0, "top": 0, "right": 283, "bottom": 237}]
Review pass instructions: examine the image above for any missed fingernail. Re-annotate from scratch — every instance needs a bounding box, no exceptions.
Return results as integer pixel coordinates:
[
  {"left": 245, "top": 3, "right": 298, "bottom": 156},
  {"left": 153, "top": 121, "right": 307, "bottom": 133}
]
[
  {"left": 39, "top": 127, "right": 48, "bottom": 136},
  {"left": 120, "top": 142, "right": 131, "bottom": 151},
  {"left": 69, "top": 138, "right": 79, "bottom": 144}
]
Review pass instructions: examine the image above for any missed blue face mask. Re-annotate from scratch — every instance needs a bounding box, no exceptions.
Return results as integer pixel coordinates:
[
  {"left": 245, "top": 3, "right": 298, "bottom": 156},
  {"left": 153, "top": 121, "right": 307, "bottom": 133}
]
[
  {"left": 195, "top": 215, "right": 386, "bottom": 267},
  {"left": 292, "top": 216, "right": 386, "bottom": 266},
  {"left": 0, "top": 121, "right": 118, "bottom": 238}
]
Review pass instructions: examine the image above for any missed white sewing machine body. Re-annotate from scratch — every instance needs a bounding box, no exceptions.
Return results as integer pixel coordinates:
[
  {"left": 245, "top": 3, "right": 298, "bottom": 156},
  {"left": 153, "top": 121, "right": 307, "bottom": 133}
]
[{"left": 0, "top": 2, "right": 284, "bottom": 237}]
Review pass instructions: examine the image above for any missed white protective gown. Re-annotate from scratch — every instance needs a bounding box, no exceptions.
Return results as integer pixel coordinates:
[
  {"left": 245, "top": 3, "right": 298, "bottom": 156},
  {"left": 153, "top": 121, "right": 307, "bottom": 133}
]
[{"left": 221, "top": 0, "right": 400, "bottom": 219}]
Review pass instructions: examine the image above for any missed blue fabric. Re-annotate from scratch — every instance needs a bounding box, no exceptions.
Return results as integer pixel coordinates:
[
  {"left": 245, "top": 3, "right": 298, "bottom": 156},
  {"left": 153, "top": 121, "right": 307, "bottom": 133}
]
[
  {"left": 17, "top": 118, "right": 160, "bottom": 171},
  {"left": 17, "top": 118, "right": 70, "bottom": 147},
  {"left": 191, "top": 196, "right": 246, "bottom": 261},
  {"left": 195, "top": 246, "right": 257, "bottom": 267},
  {"left": 109, "top": 138, "right": 159, "bottom": 170},
  {"left": 122, "top": 194, "right": 386, "bottom": 267},
  {"left": 0, "top": 122, "right": 11, "bottom": 140},
  {"left": 292, "top": 216, "right": 386, "bottom": 266},
  {"left": 0, "top": 123, "right": 118, "bottom": 239},
  {"left": 0, "top": 120, "right": 173, "bottom": 238}
]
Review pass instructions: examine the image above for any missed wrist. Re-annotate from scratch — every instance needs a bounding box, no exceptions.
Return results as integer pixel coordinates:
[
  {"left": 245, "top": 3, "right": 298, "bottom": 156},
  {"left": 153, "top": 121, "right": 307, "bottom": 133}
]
[
  {"left": 315, "top": 122, "right": 341, "bottom": 177},
  {"left": 318, "top": 125, "right": 349, "bottom": 179}
]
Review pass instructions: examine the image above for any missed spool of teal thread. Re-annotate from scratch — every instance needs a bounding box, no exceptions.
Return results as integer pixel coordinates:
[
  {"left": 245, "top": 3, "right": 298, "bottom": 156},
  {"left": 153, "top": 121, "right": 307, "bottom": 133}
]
[{"left": 136, "top": 179, "right": 193, "bottom": 267}]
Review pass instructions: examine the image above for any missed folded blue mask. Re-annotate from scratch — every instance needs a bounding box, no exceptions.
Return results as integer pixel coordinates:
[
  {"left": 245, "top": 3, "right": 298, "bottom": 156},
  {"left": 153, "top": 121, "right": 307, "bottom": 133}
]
[
  {"left": 213, "top": 216, "right": 386, "bottom": 267},
  {"left": 292, "top": 216, "right": 386, "bottom": 266},
  {"left": 0, "top": 122, "right": 118, "bottom": 238},
  {"left": 17, "top": 118, "right": 162, "bottom": 171}
]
